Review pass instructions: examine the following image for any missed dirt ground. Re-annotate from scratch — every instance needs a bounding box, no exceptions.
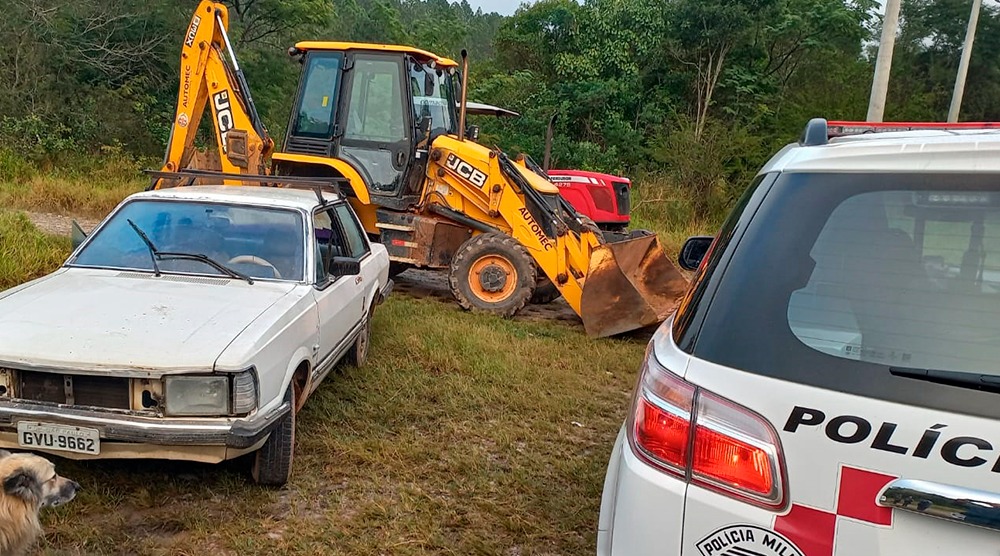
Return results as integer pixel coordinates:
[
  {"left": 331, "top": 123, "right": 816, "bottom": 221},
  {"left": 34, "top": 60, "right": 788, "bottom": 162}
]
[
  {"left": 25, "top": 212, "right": 102, "bottom": 237},
  {"left": 392, "top": 268, "right": 585, "bottom": 326}
]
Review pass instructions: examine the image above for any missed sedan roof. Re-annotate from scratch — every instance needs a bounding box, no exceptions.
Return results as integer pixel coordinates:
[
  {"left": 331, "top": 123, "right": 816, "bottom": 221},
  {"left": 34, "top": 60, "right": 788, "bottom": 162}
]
[{"left": 129, "top": 185, "right": 334, "bottom": 211}]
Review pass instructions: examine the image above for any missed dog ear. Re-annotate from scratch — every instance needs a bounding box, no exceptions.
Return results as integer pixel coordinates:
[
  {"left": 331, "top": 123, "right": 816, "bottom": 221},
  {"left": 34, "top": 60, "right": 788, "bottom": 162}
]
[
  {"left": 3, "top": 469, "right": 40, "bottom": 503},
  {"left": 0, "top": 450, "right": 11, "bottom": 459}
]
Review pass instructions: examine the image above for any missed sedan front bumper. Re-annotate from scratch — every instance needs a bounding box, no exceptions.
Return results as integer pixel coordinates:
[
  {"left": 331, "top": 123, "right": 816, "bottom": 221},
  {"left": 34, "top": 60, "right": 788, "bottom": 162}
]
[{"left": 0, "top": 398, "right": 291, "bottom": 461}]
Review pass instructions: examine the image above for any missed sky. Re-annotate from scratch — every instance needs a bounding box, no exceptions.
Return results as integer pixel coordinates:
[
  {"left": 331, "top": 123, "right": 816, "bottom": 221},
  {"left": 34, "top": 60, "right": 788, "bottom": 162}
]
[{"left": 466, "top": 0, "right": 531, "bottom": 15}]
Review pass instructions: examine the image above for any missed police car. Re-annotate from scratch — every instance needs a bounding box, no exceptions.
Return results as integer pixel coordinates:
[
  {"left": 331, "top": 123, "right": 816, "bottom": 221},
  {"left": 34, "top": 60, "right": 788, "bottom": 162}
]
[{"left": 597, "top": 119, "right": 1000, "bottom": 556}]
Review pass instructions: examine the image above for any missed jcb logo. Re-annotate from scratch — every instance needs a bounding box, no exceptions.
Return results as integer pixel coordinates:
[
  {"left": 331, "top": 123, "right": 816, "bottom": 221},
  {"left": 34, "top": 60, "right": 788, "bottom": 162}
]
[
  {"left": 184, "top": 15, "right": 201, "bottom": 48},
  {"left": 213, "top": 91, "right": 234, "bottom": 154},
  {"left": 445, "top": 153, "right": 487, "bottom": 188}
]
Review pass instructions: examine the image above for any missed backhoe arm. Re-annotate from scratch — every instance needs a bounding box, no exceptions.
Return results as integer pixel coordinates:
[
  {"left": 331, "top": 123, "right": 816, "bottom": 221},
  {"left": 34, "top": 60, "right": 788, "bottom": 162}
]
[{"left": 152, "top": 0, "right": 273, "bottom": 189}]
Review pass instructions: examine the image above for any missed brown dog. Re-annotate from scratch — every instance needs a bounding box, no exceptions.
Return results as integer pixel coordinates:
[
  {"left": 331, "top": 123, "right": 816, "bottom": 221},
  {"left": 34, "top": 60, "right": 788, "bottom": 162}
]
[{"left": 0, "top": 450, "right": 79, "bottom": 556}]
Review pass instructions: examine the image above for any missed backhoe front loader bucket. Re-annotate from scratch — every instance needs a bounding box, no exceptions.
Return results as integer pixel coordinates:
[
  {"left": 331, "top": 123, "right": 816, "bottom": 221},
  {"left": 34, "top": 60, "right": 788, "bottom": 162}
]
[{"left": 579, "top": 234, "right": 690, "bottom": 338}]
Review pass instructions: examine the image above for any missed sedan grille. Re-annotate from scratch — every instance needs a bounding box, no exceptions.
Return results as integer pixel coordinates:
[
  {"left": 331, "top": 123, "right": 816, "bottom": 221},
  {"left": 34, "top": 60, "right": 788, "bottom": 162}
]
[{"left": 18, "top": 371, "right": 130, "bottom": 410}]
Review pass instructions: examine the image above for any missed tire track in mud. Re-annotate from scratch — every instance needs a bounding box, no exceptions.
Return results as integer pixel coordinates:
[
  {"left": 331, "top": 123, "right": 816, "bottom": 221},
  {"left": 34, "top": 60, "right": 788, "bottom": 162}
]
[{"left": 393, "top": 268, "right": 586, "bottom": 328}]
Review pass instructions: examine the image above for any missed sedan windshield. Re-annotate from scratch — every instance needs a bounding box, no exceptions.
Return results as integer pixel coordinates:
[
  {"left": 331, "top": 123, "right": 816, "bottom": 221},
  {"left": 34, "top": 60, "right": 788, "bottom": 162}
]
[{"left": 71, "top": 200, "right": 305, "bottom": 281}]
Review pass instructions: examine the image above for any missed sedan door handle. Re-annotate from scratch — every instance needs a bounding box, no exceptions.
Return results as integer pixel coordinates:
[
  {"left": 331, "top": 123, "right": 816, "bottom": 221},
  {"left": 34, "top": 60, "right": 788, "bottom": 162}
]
[{"left": 879, "top": 478, "right": 1000, "bottom": 531}]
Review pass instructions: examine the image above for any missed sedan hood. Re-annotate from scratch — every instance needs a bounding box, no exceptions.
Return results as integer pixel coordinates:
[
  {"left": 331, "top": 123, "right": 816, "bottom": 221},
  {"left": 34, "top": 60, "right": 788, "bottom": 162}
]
[{"left": 0, "top": 268, "right": 298, "bottom": 374}]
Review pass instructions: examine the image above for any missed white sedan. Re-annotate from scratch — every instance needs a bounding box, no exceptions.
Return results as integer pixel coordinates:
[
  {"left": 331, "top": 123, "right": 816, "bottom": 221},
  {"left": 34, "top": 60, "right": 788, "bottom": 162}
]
[{"left": 0, "top": 185, "right": 391, "bottom": 485}]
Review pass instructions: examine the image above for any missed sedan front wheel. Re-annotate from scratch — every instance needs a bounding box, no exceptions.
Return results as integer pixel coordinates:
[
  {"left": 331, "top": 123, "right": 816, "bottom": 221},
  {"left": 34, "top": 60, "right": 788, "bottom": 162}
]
[{"left": 251, "top": 387, "right": 295, "bottom": 486}]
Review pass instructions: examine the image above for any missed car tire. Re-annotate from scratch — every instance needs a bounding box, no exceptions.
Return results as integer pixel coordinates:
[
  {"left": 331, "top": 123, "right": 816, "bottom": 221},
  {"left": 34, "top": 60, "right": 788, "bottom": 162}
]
[
  {"left": 251, "top": 388, "right": 295, "bottom": 487},
  {"left": 530, "top": 274, "right": 561, "bottom": 304},
  {"left": 346, "top": 300, "right": 374, "bottom": 367},
  {"left": 449, "top": 233, "right": 536, "bottom": 318}
]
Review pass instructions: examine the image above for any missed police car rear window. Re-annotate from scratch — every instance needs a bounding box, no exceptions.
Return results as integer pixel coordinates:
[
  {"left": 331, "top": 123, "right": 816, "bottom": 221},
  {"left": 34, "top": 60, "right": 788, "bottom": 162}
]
[
  {"left": 691, "top": 172, "right": 1000, "bottom": 418},
  {"left": 788, "top": 189, "right": 1000, "bottom": 374}
]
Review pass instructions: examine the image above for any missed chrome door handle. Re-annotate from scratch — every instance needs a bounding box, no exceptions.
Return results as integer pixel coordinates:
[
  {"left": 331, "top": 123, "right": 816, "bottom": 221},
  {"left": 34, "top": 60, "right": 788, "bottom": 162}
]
[{"left": 879, "top": 478, "right": 1000, "bottom": 532}]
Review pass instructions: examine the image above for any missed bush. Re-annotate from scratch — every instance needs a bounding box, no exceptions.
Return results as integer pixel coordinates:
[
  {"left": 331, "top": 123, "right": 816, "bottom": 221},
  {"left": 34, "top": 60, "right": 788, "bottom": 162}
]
[
  {"left": 647, "top": 116, "right": 764, "bottom": 220},
  {"left": 0, "top": 148, "right": 34, "bottom": 182}
]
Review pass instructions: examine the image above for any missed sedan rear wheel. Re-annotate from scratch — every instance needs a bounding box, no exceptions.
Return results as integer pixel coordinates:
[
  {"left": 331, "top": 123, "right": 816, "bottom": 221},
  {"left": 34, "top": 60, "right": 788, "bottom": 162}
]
[{"left": 346, "top": 300, "right": 374, "bottom": 367}]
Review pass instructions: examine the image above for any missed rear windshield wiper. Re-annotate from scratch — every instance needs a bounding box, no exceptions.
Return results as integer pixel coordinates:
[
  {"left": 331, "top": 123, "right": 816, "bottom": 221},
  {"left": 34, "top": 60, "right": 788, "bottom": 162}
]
[
  {"left": 890, "top": 366, "right": 1000, "bottom": 394},
  {"left": 125, "top": 219, "right": 253, "bottom": 285},
  {"left": 157, "top": 251, "right": 254, "bottom": 285}
]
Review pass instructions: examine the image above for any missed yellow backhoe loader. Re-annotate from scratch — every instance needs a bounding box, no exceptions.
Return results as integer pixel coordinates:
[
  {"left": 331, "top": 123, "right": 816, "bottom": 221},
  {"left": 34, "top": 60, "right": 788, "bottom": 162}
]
[{"left": 151, "top": 1, "right": 689, "bottom": 337}]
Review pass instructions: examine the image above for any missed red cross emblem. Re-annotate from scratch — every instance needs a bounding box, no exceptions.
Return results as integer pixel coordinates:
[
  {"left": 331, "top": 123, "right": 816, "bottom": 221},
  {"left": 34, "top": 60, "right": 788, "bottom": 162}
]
[{"left": 773, "top": 466, "right": 897, "bottom": 556}]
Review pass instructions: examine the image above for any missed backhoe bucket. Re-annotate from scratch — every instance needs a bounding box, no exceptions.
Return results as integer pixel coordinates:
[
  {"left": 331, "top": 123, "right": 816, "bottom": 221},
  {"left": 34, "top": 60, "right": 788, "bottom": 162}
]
[{"left": 580, "top": 234, "right": 690, "bottom": 338}]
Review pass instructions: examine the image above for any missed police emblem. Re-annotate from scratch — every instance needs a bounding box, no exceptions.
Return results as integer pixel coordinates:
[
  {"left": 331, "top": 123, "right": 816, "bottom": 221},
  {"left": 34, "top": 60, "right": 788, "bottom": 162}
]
[{"left": 696, "top": 525, "right": 804, "bottom": 556}]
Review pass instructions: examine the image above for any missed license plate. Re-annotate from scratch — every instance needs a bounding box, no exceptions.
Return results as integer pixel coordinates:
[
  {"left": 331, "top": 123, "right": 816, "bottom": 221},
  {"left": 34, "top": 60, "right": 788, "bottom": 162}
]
[{"left": 16, "top": 421, "right": 100, "bottom": 455}]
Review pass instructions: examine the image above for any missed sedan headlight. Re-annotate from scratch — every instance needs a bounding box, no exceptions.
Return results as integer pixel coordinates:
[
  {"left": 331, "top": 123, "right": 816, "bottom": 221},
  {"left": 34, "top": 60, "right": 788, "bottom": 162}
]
[
  {"left": 164, "top": 376, "right": 230, "bottom": 416},
  {"left": 163, "top": 369, "right": 259, "bottom": 417}
]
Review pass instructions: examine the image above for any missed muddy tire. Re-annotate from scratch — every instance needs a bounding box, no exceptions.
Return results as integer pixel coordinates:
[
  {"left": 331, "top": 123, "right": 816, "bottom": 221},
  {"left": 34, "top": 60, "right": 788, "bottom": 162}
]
[
  {"left": 579, "top": 215, "right": 605, "bottom": 243},
  {"left": 252, "top": 387, "right": 295, "bottom": 486},
  {"left": 449, "top": 233, "right": 536, "bottom": 318},
  {"left": 345, "top": 299, "right": 374, "bottom": 367},
  {"left": 531, "top": 275, "right": 561, "bottom": 304}
]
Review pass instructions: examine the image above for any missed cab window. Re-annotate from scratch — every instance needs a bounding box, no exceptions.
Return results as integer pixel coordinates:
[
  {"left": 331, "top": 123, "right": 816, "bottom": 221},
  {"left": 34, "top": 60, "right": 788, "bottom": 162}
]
[
  {"left": 344, "top": 58, "right": 406, "bottom": 142},
  {"left": 292, "top": 52, "right": 343, "bottom": 138},
  {"left": 409, "top": 59, "right": 456, "bottom": 135}
]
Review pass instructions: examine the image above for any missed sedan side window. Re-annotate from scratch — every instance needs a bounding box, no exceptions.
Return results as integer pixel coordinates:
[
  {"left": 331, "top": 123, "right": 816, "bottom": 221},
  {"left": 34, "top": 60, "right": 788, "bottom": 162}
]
[
  {"left": 334, "top": 203, "right": 371, "bottom": 259},
  {"left": 313, "top": 208, "right": 350, "bottom": 284}
]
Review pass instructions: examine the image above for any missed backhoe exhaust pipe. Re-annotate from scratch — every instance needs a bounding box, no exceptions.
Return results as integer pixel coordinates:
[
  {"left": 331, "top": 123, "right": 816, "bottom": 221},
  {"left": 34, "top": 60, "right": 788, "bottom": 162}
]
[{"left": 457, "top": 49, "right": 469, "bottom": 141}]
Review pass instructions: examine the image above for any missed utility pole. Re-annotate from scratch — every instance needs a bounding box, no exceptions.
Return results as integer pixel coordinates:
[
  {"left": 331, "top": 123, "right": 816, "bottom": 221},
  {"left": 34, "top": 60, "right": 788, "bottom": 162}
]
[
  {"left": 947, "top": 0, "right": 982, "bottom": 122},
  {"left": 867, "top": 0, "right": 902, "bottom": 122}
]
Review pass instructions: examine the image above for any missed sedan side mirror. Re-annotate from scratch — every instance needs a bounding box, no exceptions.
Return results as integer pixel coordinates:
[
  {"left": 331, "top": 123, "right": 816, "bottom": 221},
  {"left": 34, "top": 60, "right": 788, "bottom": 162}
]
[
  {"left": 678, "top": 236, "right": 714, "bottom": 271},
  {"left": 71, "top": 220, "right": 88, "bottom": 250},
  {"left": 329, "top": 256, "right": 361, "bottom": 277}
]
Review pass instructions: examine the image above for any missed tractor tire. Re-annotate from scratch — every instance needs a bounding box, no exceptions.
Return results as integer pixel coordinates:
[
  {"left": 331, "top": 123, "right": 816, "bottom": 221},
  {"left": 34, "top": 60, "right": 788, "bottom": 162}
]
[
  {"left": 251, "top": 387, "right": 296, "bottom": 487},
  {"left": 579, "top": 215, "right": 606, "bottom": 243},
  {"left": 449, "top": 233, "right": 536, "bottom": 318},
  {"left": 531, "top": 275, "right": 561, "bottom": 304}
]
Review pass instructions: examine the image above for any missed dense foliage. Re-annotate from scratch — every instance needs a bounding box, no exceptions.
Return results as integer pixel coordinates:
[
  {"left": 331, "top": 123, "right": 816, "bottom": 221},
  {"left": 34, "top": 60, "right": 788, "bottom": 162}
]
[{"left": 2, "top": 0, "right": 999, "bottom": 217}]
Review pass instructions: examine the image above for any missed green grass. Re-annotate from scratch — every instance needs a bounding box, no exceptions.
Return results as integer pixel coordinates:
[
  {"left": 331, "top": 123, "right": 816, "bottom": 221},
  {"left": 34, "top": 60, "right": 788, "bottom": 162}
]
[
  {"left": 0, "top": 160, "right": 720, "bottom": 555},
  {"left": 0, "top": 212, "right": 71, "bottom": 289},
  {"left": 30, "top": 300, "right": 644, "bottom": 556},
  {"left": 0, "top": 215, "right": 647, "bottom": 555}
]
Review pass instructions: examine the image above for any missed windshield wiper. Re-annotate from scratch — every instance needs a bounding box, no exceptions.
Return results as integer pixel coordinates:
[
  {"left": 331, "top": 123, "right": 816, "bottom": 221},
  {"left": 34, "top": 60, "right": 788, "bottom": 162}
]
[
  {"left": 890, "top": 366, "right": 1000, "bottom": 394},
  {"left": 156, "top": 251, "right": 254, "bottom": 285},
  {"left": 125, "top": 219, "right": 252, "bottom": 284},
  {"left": 126, "top": 219, "right": 161, "bottom": 277}
]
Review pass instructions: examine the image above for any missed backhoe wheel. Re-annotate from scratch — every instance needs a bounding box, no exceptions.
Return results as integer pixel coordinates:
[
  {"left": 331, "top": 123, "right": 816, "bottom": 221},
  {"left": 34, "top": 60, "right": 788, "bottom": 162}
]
[
  {"left": 449, "top": 233, "right": 536, "bottom": 318},
  {"left": 531, "top": 274, "right": 562, "bottom": 304}
]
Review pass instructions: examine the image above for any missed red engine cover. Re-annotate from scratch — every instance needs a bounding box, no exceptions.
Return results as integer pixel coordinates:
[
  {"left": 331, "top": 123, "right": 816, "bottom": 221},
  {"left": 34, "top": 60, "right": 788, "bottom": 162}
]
[{"left": 547, "top": 169, "right": 631, "bottom": 227}]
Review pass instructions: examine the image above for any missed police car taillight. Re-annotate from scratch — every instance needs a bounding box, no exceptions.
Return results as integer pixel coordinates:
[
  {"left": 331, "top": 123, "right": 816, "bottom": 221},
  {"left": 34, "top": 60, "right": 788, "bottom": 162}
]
[{"left": 628, "top": 349, "right": 787, "bottom": 510}]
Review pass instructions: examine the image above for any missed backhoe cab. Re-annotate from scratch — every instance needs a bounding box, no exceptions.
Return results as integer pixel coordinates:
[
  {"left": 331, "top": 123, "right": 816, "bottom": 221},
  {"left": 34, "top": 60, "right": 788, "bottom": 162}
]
[{"left": 154, "top": 1, "right": 689, "bottom": 337}]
